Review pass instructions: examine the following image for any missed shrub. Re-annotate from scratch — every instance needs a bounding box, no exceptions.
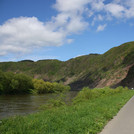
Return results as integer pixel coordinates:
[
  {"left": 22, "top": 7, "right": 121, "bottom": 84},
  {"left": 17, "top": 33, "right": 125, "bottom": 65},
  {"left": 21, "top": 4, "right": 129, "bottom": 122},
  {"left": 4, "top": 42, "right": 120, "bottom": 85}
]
[
  {"left": 73, "top": 86, "right": 129, "bottom": 104},
  {"left": 0, "top": 83, "right": 3, "bottom": 94},
  {"left": 32, "top": 79, "right": 53, "bottom": 94},
  {"left": 114, "top": 86, "right": 128, "bottom": 93},
  {"left": 0, "top": 70, "right": 6, "bottom": 94},
  {"left": 40, "top": 98, "right": 66, "bottom": 110},
  {"left": 0, "top": 71, "right": 33, "bottom": 94},
  {"left": 33, "top": 79, "right": 70, "bottom": 94},
  {"left": 11, "top": 74, "right": 33, "bottom": 94},
  {"left": 52, "top": 82, "right": 70, "bottom": 93}
]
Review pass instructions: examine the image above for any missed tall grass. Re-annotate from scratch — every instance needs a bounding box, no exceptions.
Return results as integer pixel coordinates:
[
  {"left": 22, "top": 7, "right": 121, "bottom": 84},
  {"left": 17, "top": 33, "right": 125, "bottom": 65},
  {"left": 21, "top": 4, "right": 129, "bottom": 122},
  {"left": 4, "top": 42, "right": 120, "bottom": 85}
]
[
  {"left": 73, "top": 86, "right": 129, "bottom": 104},
  {"left": 0, "top": 87, "right": 134, "bottom": 134}
]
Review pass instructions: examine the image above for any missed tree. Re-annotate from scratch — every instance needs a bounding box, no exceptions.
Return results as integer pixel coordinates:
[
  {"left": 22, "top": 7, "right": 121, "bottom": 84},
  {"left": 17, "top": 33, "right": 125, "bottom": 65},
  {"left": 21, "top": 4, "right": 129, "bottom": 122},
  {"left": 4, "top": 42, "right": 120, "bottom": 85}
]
[
  {"left": 13, "top": 74, "right": 33, "bottom": 94},
  {"left": 4, "top": 72, "right": 15, "bottom": 94},
  {"left": 0, "top": 70, "right": 6, "bottom": 94}
]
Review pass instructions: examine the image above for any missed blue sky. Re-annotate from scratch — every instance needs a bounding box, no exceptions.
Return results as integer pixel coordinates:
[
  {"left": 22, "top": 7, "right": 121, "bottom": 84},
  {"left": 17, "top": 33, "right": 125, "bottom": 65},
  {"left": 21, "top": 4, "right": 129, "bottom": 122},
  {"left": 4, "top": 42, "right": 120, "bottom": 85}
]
[{"left": 0, "top": 0, "right": 134, "bottom": 61}]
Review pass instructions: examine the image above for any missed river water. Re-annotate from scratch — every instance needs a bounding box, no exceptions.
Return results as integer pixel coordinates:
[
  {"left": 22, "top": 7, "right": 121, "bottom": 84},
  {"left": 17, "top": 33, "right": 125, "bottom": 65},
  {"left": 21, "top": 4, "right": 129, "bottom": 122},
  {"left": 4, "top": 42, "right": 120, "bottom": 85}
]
[{"left": 0, "top": 91, "right": 78, "bottom": 120}]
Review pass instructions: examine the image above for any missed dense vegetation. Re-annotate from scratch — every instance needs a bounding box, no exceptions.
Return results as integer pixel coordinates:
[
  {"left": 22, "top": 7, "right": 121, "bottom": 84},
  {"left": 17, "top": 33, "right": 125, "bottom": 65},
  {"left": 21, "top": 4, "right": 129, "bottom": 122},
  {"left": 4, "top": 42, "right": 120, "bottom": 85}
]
[
  {"left": 32, "top": 79, "right": 70, "bottom": 94},
  {"left": 0, "top": 71, "right": 70, "bottom": 95},
  {"left": 0, "top": 42, "right": 133, "bottom": 89},
  {"left": 0, "top": 87, "right": 134, "bottom": 134},
  {"left": 0, "top": 71, "right": 33, "bottom": 94}
]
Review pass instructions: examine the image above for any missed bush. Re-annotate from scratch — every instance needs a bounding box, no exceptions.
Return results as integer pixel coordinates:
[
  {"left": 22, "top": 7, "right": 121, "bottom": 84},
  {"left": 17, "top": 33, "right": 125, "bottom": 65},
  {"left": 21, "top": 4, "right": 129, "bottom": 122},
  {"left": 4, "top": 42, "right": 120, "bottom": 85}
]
[
  {"left": 52, "top": 82, "right": 70, "bottom": 93},
  {"left": 10, "top": 73, "right": 33, "bottom": 94},
  {"left": 0, "top": 83, "right": 3, "bottom": 94},
  {"left": 33, "top": 79, "right": 70, "bottom": 94},
  {"left": 0, "top": 70, "right": 70, "bottom": 95},
  {"left": 0, "top": 70, "right": 6, "bottom": 94},
  {"left": 73, "top": 86, "right": 128, "bottom": 104},
  {"left": 115, "top": 86, "right": 128, "bottom": 93},
  {"left": 33, "top": 79, "right": 53, "bottom": 94},
  {"left": 40, "top": 98, "right": 66, "bottom": 110},
  {"left": 0, "top": 70, "right": 33, "bottom": 94}
]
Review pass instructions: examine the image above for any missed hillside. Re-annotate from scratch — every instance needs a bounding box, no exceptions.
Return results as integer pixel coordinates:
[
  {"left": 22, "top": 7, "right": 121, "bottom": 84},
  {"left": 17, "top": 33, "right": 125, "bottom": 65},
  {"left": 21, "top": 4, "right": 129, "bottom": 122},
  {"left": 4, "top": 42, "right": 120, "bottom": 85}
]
[{"left": 0, "top": 42, "right": 134, "bottom": 90}]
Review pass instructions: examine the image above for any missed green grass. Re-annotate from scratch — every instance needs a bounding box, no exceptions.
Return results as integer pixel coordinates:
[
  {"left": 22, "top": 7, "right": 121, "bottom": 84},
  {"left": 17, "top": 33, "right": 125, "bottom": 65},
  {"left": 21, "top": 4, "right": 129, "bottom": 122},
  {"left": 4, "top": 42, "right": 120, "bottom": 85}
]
[{"left": 0, "top": 89, "right": 134, "bottom": 134}]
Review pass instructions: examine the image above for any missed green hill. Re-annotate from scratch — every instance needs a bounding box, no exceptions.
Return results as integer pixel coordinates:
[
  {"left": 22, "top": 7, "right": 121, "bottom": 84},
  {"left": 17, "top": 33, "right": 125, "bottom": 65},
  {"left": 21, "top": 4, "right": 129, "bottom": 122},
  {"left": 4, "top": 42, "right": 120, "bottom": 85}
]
[{"left": 0, "top": 42, "right": 134, "bottom": 90}]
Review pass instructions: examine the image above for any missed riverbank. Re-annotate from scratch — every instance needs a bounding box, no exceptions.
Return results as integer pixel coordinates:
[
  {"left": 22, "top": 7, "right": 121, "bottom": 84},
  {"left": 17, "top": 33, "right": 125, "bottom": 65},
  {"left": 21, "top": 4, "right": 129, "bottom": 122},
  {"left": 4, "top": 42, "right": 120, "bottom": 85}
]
[
  {"left": 0, "top": 91, "right": 78, "bottom": 119},
  {"left": 0, "top": 88, "right": 134, "bottom": 134}
]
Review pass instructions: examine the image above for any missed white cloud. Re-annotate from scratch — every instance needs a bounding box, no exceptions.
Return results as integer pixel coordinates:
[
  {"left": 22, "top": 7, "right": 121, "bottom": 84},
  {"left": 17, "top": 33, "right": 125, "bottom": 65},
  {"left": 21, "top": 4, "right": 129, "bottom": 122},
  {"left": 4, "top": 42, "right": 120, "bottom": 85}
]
[
  {"left": 91, "top": 14, "right": 103, "bottom": 26},
  {"left": 0, "top": 0, "right": 134, "bottom": 57},
  {"left": 52, "top": 0, "right": 90, "bottom": 34},
  {"left": 98, "top": 14, "right": 103, "bottom": 21},
  {"left": 105, "top": 3, "right": 125, "bottom": 18},
  {"left": 0, "top": 17, "right": 65, "bottom": 55},
  {"left": 0, "top": 0, "right": 91, "bottom": 56},
  {"left": 66, "top": 16, "right": 88, "bottom": 34},
  {"left": 97, "top": 24, "right": 107, "bottom": 32},
  {"left": 53, "top": 0, "right": 89, "bottom": 13},
  {"left": 67, "top": 39, "right": 74, "bottom": 44},
  {"left": 91, "top": 0, "right": 104, "bottom": 11},
  {"left": 124, "top": 0, "right": 134, "bottom": 18},
  {"left": 86, "top": 9, "right": 94, "bottom": 18}
]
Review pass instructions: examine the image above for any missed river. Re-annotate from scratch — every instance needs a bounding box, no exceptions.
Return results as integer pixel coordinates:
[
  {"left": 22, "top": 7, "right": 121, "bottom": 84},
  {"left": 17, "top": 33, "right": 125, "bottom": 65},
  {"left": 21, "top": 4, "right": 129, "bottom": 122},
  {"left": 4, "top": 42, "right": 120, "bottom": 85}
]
[{"left": 0, "top": 91, "right": 78, "bottom": 120}]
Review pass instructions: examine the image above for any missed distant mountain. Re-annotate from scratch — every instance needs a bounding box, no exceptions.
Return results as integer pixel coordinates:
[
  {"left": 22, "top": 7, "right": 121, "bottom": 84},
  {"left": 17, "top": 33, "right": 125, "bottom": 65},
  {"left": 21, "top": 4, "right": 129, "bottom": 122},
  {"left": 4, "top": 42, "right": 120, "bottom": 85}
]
[{"left": 0, "top": 41, "right": 134, "bottom": 90}]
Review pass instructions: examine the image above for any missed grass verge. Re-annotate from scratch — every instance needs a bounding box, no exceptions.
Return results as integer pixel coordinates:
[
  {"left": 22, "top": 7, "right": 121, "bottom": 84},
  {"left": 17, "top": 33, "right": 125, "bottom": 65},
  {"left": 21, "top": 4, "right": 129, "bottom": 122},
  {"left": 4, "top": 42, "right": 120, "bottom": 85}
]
[{"left": 0, "top": 88, "right": 134, "bottom": 134}]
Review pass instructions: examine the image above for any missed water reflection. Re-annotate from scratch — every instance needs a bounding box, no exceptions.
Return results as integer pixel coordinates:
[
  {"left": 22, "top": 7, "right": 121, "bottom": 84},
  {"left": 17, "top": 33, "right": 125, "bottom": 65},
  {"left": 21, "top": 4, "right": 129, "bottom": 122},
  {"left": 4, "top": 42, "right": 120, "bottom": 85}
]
[{"left": 0, "top": 91, "right": 78, "bottom": 119}]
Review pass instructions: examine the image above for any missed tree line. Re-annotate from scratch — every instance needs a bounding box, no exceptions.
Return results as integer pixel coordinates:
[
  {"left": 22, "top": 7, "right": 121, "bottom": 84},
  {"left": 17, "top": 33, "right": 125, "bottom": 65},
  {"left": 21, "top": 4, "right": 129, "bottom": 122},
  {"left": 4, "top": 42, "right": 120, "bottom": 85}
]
[{"left": 0, "top": 70, "right": 70, "bottom": 95}]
